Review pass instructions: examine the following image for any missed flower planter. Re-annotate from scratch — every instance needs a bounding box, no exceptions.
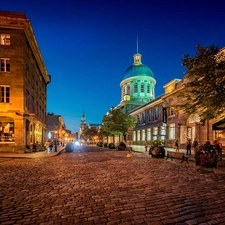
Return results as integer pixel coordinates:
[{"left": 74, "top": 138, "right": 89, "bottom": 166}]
[
  {"left": 149, "top": 146, "right": 165, "bottom": 158},
  {"left": 195, "top": 144, "right": 219, "bottom": 168}
]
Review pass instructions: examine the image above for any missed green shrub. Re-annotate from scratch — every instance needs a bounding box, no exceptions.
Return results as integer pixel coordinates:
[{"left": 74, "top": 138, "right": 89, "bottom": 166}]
[
  {"left": 108, "top": 143, "right": 116, "bottom": 149},
  {"left": 96, "top": 142, "right": 103, "bottom": 147},
  {"left": 103, "top": 143, "right": 108, "bottom": 148}
]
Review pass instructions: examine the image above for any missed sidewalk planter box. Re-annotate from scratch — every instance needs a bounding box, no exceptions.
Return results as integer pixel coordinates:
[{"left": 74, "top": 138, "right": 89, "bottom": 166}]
[{"left": 149, "top": 146, "right": 165, "bottom": 158}]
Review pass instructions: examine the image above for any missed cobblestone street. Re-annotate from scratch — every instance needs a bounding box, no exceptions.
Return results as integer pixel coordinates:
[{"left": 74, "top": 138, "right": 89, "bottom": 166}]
[{"left": 1, "top": 145, "right": 225, "bottom": 225}]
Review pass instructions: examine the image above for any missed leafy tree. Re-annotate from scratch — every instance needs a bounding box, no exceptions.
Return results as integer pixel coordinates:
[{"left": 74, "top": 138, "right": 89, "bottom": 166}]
[
  {"left": 82, "top": 127, "right": 99, "bottom": 142},
  {"left": 100, "top": 108, "right": 136, "bottom": 143},
  {"left": 178, "top": 44, "right": 225, "bottom": 121}
]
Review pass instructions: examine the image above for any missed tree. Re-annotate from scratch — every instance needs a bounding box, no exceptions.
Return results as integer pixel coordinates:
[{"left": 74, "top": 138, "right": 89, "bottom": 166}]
[
  {"left": 100, "top": 108, "right": 136, "bottom": 143},
  {"left": 178, "top": 44, "right": 225, "bottom": 121},
  {"left": 82, "top": 127, "right": 99, "bottom": 142}
]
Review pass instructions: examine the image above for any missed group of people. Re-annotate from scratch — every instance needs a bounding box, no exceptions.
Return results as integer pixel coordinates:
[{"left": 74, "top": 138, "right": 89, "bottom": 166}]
[{"left": 174, "top": 138, "right": 223, "bottom": 159}]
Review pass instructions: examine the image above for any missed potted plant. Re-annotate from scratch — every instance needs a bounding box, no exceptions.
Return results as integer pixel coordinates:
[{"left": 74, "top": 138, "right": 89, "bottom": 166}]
[{"left": 149, "top": 140, "right": 165, "bottom": 158}]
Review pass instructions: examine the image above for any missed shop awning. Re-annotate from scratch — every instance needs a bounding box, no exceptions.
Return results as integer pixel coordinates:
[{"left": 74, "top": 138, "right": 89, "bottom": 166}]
[{"left": 212, "top": 119, "right": 225, "bottom": 130}]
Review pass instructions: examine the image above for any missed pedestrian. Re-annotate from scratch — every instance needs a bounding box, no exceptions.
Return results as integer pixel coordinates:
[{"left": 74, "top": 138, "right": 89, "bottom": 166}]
[
  {"left": 192, "top": 138, "right": 198, "bottom": 155},
  {"left": 186, "top": 139, "right": 191, "bottom": 155},
  {"left": 174, "top": 140, "right": 179, "bottom": 152}
]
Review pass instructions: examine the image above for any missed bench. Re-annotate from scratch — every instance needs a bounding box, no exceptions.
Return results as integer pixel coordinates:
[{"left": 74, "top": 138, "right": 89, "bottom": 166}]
[{"left": 166, "top": 151, "right": 189, "bottom": 163}]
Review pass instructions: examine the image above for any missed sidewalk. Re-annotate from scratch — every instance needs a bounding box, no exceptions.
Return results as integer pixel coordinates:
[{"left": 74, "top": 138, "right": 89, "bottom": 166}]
[
  {"left": 131, "top": 145, "right": 196, "bottom": 160},
  {"left": 0, "top": 146, "right": 65, "bottom": 159}
]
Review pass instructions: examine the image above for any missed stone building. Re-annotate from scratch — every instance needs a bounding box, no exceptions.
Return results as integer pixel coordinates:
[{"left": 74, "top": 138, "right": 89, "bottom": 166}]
[
  {"left": 0, "top": 11, "right": 50, "bottom": 153},
  {"left": 46, "top": 113, "right": 68, "bottom": 145},
  {"left": 129, "top": 74, "right": 225, "bottom": 149}
]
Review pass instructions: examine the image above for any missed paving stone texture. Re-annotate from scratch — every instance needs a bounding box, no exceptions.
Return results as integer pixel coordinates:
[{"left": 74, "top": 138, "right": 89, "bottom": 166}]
[{"left": 1, "top": 145, "right": 225, "bottom": 225}]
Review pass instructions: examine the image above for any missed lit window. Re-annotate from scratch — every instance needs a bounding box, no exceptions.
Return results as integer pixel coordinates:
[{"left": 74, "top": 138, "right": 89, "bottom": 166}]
[
  {"left": 147, "top": 128, "right": 151, "bottom": 141},
  {"left": 133, "top": 131, "right": 136, "bottom": 142},
  {"left": 141, "top": 129, "right": 145, "bottom": 141},
  {"left": 169, "top": 123, "right": 175, "bottom": 140},
  {"left": 0, "top": 34, "right": 10, "bottom": 45},
  {"left": 0, "top": 86, "right": 10, "bottom": 103},
  {"left": 137, "top": 130, "right": 140, "bottom": 141},
  {"left": 0, "top": 58, "right": 10, "bottom": 72}
]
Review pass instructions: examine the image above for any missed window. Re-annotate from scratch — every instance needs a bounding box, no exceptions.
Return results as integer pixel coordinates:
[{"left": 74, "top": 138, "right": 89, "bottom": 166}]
[
  {"left": 148, "top": 109, "right": 152, "bottom": 121},
  {"left": 160, "top": 126, "right": 166, "bottom": 140},
  {"left": 137, "top": 130, "right": 140, "bottom": 141},
  {"left": 133, "top": 131, "right": 136, "bottom": 142},
  {"left": 0, "top": 117, "right": 14, "bottom": 142},
  {"left": 141, "top": 129, "right": 145, "bottom": 141},
  {"left": 25, "top": 90, "right": 29, "bottom": 108},
  {"left": 0, "top": 86, "right": 10, "bottom": 103},
  {"left": 170, "top": 107, "right": 176, "bottom": 116},
  {"left": 153, "top": 107, "right": 158, "bottom": 120},
  {"left": 134, "top": 83, "right": 138, "bottom": 93},
  {"left": 147, "top": 84, "right": 150, "bottom": 93},
  {"left": 147, "top": 128, "right": 151, "bottom": 141},
  {"left": 141, "top": 83, "right": 144, "bottom": 92},
  {"left": 127, "top": 85, "right": 130, "bottom": 95},
  {"left": 0, "top": 34, "right": 10, "bottom": 45},
  {"left": 169, "top": 123, "right": 175, "bottom": 140},
  {"left": 153, "top": 127, "right": 158, "bottom": 140},
  {"left": 0, "top": 58, "right": 10, "bottom": 72}
]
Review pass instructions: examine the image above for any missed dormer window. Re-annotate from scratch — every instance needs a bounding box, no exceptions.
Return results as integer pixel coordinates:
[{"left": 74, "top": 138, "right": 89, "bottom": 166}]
[{"left": 0, "top": 34, "right": 10, "bottom": 46}]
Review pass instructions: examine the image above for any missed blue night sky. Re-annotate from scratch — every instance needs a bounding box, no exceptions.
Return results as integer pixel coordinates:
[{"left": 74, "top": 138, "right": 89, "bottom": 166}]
[{"left": 1, "top": 0, "right": 225, "bottom": 132}]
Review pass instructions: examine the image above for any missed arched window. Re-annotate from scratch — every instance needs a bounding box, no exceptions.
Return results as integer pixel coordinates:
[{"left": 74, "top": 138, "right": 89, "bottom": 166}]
[{"left": 0, "top": 116, "right": 15, "bottom": 142}]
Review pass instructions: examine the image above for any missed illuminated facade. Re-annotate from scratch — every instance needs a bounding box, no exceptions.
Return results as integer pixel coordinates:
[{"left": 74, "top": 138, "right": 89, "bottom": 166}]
[
  {"left": 0, "top": 11, "right": 50, "bottom": 153},
  {"left": 130, "top": 75, "right": 225, "bottom": 148},
  {"left": 115, "top": 46, "right": 225, "bottom": 148}
]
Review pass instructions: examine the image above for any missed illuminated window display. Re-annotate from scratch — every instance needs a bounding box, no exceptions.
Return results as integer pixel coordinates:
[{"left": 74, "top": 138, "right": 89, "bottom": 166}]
[{"left": 0, "top": 117, "right": 14, "bottom": 142}]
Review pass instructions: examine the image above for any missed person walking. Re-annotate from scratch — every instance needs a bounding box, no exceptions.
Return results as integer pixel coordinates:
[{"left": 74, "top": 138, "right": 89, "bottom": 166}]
[
  {"left": 186, "top": 139, "right": 191, "bottom": 155},
  {"left": 192, "top": 138, "right": 198, "bottom": 155},
  {"left": 174, "top": 140, "right": 179, "bottom": 152}
]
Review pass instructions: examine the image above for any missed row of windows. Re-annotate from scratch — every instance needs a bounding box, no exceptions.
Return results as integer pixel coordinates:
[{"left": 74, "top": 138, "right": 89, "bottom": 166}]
[
  {"left": 133, "top": 124, "right": 175, "bottom": 141},
  {"left": 136, "top": 106, "right": 176, "bottom": 124},
  {"left": 123, "top": 83, "right": 152, "bottom": 95}
]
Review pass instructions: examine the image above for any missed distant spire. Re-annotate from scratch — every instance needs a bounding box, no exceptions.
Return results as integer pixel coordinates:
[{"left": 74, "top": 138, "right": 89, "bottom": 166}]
[
  {"left": 81, "top": 109, "right": 86, "bottom": 123},
  {"left": 82, "top": 109, "right": 85, "bottom": 118},
  {"left": 133, "top": 36, "right": 142, "bottom": 65}
]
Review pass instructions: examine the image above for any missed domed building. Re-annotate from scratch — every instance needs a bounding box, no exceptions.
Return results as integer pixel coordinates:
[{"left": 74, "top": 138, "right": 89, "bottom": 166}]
[{"left": 119, "top": 51, "right": 156, "bottom": 113}]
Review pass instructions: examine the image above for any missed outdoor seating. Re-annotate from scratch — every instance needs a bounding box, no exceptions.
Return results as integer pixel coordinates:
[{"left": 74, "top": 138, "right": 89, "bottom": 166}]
[{"left": 166, "top": 151, "right": 189, "bottom": 163}]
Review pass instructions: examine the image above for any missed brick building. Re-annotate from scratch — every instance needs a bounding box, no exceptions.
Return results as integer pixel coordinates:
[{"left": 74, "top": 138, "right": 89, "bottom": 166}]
[{"left": 0, "top": 11, "right": 50, "bottom": 153}]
